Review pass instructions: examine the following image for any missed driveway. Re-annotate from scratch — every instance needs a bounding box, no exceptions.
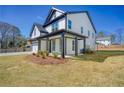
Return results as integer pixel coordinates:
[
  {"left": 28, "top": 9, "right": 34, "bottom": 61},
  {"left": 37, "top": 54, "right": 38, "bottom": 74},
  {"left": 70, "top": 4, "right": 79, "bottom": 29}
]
[{"left": 0, "top": 52, "right": 32, "bottom": 56}]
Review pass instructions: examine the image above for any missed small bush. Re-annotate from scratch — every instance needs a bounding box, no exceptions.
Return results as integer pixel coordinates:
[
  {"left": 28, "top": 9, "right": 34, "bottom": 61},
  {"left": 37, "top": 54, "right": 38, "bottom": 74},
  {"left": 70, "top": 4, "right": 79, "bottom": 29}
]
[
  {"left": 37, "top": 50, "right": 44, "bottom": 56},
  {"left": 40, "top": 51, "right": 44, "bottom": 55},
  {"left": 42, "top": 52, "right": 46, "bottom": 59},
  {"left": 85, "top": 48, "right": 94, "bottom": 54},
  {"left": 32, "top": 52, "right": 36, "bottom": 55},
  {"left": 52, "top": 52, "right": 58, "bottom": 58},
  {"left": 44, "top": 51, "right": 49, "bottom": 56}
]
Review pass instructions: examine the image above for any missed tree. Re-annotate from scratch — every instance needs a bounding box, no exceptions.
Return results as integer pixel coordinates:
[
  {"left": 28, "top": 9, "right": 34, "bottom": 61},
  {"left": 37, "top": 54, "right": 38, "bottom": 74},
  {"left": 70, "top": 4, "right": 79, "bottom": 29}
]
[
  {"left": 115, "top": 28, "right": 124, "bottom": 45},
  {"left": 0, "top": 21, "right": 24, "bottom": 49},
  {"left": 0, "top": 22, "right": 12, "bottom": 48},
  {"left": 110, "top": 33, "right": 116, "bottom": 43},
  {"left": 10, "top": 26, "right": 21, "bottom": 47},
  {"left": 97, "top": 31, "right": 104, "bottom": 37}
]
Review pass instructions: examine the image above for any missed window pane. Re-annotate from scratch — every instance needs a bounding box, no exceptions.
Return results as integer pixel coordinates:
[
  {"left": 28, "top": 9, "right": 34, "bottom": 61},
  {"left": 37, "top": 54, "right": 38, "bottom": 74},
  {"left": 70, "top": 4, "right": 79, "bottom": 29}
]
[
  {"left": 52, "top": 22, "right": 58, "bottom": 32},
  {"left": 92, "top": 33, "right": 94, "bottom": 38},
  {"left": 72, "top": 40, "right": 75, "bottom": 51},
  {"left": 52, "top": 24, "right": 54, "bottom": 32},
  {"left": 88, "top": 31, "right": 90, "bottom": 36},
  {"left": 68, "top": 20, "right": 72, "bottom": 29},
  {"left": 81, "top": 27, "right": 83, "bottom": 34}
]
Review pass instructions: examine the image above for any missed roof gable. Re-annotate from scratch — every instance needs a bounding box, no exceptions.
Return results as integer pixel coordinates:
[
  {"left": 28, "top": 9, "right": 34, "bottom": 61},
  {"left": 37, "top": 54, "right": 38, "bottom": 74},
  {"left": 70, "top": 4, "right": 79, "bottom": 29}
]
[
  {"left": 30, "top": 23, "right": 48, "bottom": 37},
  {"left": 44, "top": 7, "right": 65, "bottom": 25}
]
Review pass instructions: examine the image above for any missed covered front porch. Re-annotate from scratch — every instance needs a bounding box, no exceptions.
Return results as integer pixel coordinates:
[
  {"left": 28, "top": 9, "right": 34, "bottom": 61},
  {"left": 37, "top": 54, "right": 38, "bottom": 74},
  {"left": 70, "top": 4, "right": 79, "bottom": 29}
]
[{"left": 37, "top": 29, "right": 87, "bottom": 58}]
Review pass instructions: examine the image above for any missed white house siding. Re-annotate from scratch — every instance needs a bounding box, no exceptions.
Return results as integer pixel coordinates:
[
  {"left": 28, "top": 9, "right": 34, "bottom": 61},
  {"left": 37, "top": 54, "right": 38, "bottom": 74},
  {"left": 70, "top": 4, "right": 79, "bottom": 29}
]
[
  {"left": 31, "top": 26, "right": 40, "bottom": 39},
  {"left": 40, "top": 40, "right": 47, "bottom": 51},
  {"left": 51, "top": 11, "right": 63, "bottom": 21},
  {"left": 45, "top": 18, "right": 66, "bottom": 33},
  {"left": 67, "top": 13, "right": 96, "bottom": 50}
]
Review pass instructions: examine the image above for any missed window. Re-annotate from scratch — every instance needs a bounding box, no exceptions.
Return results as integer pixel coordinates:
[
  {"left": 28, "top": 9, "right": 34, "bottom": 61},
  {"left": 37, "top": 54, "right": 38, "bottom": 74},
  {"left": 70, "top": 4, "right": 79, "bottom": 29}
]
[
  {"left": 88, "top": 31, "right": 90, "bottom": 37},
  {"left": 68, "top": 20, "right": 72, "bottom": 29},
  {"left": 52, "top": 40, "right": 56, "bottom": 51},
  {"left": 72, "top": 40, "right": 75, "bottom": 51},
  {"left": 92, "top": 32, "right": 94, "bottom": 38},
  {"left": 34, "top": 28, "right": 36, "bottom": 36},
  {"left": 55, "top": 22, "right": 58, "bottom": 31},
  {"left": 52, "top": 22, "right": 58, "bottom": 32},
  {"left": 81, "top": 27, "right": 83, "bottom": 34}
]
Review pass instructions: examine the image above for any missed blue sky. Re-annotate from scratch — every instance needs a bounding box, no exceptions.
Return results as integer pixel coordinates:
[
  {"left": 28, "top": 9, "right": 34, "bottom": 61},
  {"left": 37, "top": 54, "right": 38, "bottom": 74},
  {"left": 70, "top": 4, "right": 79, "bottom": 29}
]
[{"left": 0, "top": 5, "right": 124, "bottom": 38}]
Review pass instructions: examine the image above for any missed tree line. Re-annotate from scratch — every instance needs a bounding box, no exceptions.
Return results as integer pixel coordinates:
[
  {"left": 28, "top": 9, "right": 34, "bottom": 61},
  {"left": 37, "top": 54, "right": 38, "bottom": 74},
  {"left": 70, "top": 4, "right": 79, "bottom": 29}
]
[{"left": 0, "top": 21, "right": 26, "bottom": 49}]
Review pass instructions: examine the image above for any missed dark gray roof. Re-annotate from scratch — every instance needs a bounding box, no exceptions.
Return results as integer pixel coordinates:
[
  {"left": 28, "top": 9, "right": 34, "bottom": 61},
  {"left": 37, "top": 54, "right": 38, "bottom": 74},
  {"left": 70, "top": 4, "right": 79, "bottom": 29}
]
[
  {"left": 34, "top": 23, "right": 48, "bottom": 33},
  {"left": 30, "top": 23, "right": 48, "bottom": 37}
]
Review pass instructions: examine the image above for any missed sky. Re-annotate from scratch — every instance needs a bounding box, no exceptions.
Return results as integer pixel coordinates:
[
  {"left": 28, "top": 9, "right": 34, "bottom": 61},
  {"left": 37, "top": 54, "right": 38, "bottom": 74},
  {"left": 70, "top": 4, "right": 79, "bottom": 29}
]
[{"left": 0, "top": 5, "right": 124, "bottom": 38}]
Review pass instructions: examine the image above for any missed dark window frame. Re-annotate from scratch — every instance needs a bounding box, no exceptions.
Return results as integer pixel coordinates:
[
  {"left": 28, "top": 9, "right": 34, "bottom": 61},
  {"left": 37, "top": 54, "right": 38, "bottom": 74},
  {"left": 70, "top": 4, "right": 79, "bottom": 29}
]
[
  {"left": 68, "top": 20, "right": 72, "bottom": 29},
  {"left": 81, "top": 27, "right": 83, "bottom": 34},
  {"left": 88, "top": 30, "right": 90, "bottom": 37},
  {"left": 72, "top": 40, "right": 75, "bottom": 51},
  {"left": 52, "top": 22, "right": 58, "bottom": 32}
]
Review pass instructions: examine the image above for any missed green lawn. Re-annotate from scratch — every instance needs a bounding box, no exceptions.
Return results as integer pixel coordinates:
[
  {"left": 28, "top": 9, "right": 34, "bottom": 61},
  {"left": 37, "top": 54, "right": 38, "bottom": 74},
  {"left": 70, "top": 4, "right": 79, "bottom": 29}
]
[
  {"left": 73, "top": 50, "right": 124, "bottom": 62},
  {"left": 0, "top": 51, "right": 124, "bottom": 86}
]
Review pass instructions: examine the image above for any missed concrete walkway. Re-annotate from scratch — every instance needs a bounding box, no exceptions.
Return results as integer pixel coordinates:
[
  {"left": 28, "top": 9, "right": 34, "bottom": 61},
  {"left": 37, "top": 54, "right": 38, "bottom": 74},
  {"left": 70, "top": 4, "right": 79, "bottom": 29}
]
[{"left": 0, "top": 52, "right": 32, "bottom": 56}]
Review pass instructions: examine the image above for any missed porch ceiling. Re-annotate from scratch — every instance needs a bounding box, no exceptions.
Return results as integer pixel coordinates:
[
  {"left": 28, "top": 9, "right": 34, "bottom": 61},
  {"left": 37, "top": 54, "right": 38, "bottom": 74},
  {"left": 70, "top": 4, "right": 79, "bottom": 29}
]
[{"left": 29, "top": 29, "right": 88, "bottom": 41}]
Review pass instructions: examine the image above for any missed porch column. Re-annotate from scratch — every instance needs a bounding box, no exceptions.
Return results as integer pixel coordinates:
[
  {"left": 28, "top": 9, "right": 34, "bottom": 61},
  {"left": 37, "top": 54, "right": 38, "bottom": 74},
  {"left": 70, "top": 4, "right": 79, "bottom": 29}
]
[
  {"left": 38, "top": 39, "right": 41, "bottom": 51},
  {"left": 75, "top": 37, "right": 78, "bottom": 56},
  {"left": 61, "top": 32, "right": 65, "bottom": 58},
  {"left": 83, "top": 38, "right": 86, "bottom": 53}
]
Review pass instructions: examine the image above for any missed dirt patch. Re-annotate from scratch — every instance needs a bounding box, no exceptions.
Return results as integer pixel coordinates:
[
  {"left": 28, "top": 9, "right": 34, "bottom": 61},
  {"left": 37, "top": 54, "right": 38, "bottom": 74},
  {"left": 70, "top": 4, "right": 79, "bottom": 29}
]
[{"left": 26, "top": 55, "right": 67, "bottom": 65}]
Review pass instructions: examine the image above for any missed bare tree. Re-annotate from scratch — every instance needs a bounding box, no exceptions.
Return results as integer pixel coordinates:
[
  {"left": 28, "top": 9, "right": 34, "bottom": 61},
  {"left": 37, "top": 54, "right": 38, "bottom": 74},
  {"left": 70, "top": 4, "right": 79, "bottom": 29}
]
[
  {"left": 0, "top": 21, "right": 22, "bottom": 49},
  {"left": 116, "top": 28, "right": 124, "bottom": 45},
  {"left": 110, "top": 33, "right": 116, "bottom": 44},
  {"left": 0, "top": 22, "right": 12, "bottom": 48}
]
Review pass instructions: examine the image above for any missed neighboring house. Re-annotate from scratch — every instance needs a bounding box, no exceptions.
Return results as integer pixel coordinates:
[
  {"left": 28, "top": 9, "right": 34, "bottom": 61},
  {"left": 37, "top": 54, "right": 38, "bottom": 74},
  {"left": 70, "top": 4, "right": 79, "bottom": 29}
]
[
  {"left": 96, "top": 36, "right": 112, "bottom": 46},
  {"left": 30, "top": 7, "right": 96, "bottom": 58}
]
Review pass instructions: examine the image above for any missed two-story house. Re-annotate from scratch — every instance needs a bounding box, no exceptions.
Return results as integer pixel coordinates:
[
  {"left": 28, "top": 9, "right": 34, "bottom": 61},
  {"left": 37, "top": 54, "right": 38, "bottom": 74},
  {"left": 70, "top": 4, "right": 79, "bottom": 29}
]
[{"left": 30, "top": 7, "right": 96, "bottom": 58}]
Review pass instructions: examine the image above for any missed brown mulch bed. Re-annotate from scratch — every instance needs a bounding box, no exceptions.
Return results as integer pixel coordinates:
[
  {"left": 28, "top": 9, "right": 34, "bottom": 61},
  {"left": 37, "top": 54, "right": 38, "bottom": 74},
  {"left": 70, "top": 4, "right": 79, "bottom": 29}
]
[{"left": 26, "top": 55, "right": 68, "bottom": 65}]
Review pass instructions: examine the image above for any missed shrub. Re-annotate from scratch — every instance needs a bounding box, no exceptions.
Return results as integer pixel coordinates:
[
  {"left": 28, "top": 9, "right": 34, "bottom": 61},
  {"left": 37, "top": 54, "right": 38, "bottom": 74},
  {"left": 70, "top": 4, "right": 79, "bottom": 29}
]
[
  {"left": 52, "top": 52, "right": 59, "bottom": 58},
  {"left": 44, "top": 51, "right": 49, "bottom": 56},
  {"left": 42, "top": 52, "right": 46, "bottom": 59},
  {"left": 32, "top": 52, "right": 36, "bottom": 55},
  {"left": 85, "top": 48, "right": 94, "bottom": 54},
  {"left": 37, "top": 50, "right": 44, "bottom": 56},
  {"left": 40, "top": 51, "right": 44, "bottom": 55}
]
